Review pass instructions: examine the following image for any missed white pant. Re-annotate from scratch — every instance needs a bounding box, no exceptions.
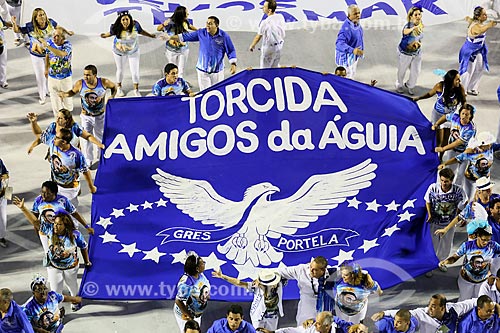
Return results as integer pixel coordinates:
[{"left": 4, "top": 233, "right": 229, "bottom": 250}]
[
  {"left": 252, "top": 317, "right": 278, "bottom": 330},
  {"left": 113, "top": 51, "right": 140, "bottom": 85},
  {"left": 39, "top": 233, "right": 49, "bottom": 253},
  {"left": 457, "top": 274, "right": 482, "bottom": 301},
  {"left": 442, "top": 150, "right": 467, "bottom": 188},
  {"left": 260, "top": 44, "right": 283, "bottom": 68},
  {"left": 334, "top": 302, "right": 368, "bottom": 324},
  {"left": 396, "top": 51, "right": 422, "bottom": 90},
  {"left": 30, "top": 54, "right": 49, "bottom": 100},
  {"left": 0, "top": 45, "right": 6, "bottom": 85},
  {"left": 462, "top": 177, "right": 476, "bottom": 204},
  {"left": 6, "top": 4, "right": 22, "bottom": 39},
  {"left": 165, "top": 48, "right": 189, "bottom": 78},
  {"left": 461, "top": 53, "right": 484, "bottom": 92},
  {"left": 48, "top": 76, "right": 74, "bottom": 118},
  {"left": 197, "top": 69, "right": 224, "bottom": 91},
  {"left": 58, "top": 185, "right": 80, "bottom": 209},
  {"left": 431, "top": 223, "right": 456, "bottom": 261},
  {"left": 174, "top": 308, "right": 201, "bottom": 333},
  {"left": 342, "top": 59, "right": 358, "bottom": 79},
  {"left": 0, "top": 197, "right": 6, "bottom": 239},
  {"left": 80, "top": 113, "right": 104, "bottom": 164},
  {"left": 47, "top": 265, "right": 79, "bottom": 296}
]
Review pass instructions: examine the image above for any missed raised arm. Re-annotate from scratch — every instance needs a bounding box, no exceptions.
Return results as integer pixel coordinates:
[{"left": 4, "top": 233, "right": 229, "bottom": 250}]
[
  {"left": 413, "top": 82, "right": 440, "bottom": 102},
  {"left": 212, "top": 269, "right": 248, "bottom": 288},
  {"left": 12, "top": 196, "right": 41, "bottom": 231}
]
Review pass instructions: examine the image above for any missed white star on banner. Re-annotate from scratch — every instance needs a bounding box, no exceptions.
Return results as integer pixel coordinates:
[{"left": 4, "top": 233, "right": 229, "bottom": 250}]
[
  {"left": 358, "top": 238, "right": 380, "bottom": 253},
  {"left": 384, "top": 200, "right": 400, "bottom": 212},
  {"left": 332, "top": 249, "right": 355, "bottom": 266},
  {"left": 96, "top": 217, "right": 113, "bottom": 229},
  {"left": 155, "top": 198, "right": 168, "bottom": 207},
  {"left": 170, "top": 250, "right": 188, "bottom": 264},
  {"left": 233, "top": 260, "right": 257, "bottom": 280},
  {"left": 100, "top": 231, "right": 120, "bottom": 243},
  {"left": 398, "top": 210, "right": 416, "bottom": 223},
  {"left": 141, "top": 201, "right": 153, "bottom": 209},
  {"left": 142, "top": 247, "right": 166, "bottom": 263},
  {"left": 365, "top": 199, "right": 381, "bottom": 212},
  {"left": 119, "top": 243, "right": 142, "bottom": 258},
  {"left": 203, "top": 252, "right": 227, "bottom": 271},
  {"left": 110, "top": 208, "right": 125, "bottom": 218},
  {"left": 347, "top": 197, "right": 361, "bottom": 209},
  {"left": 402, "top": 199, "right": 416, "bottom": 210},
  {"left": 126, "top": 203, "right": 139, "bottom": 212},
  {"left": 382, "top": 224, "right": 400, "bottom": 237}
]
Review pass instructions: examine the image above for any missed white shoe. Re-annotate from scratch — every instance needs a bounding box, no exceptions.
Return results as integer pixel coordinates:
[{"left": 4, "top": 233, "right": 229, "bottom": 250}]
[
  {"left": 14, "top": 39, "right": 23, "bottom": 47},
  {"left": 39, "top": 97, "right": 46, "bottom": 105},
  {"left": 132, "top": 89, "right": 141, "bottom": 97},
  {"left": 116, "top": 87, "right": 125, "bottom": 97},
  {"left": 405, "top": 83, "right": 414, "bottom": 95},
  {"left": 0, "top": 82, "right": 8, "bottom": 88},
  {"left": 395, "top": 84, "right": 404, "bottom": 93}
]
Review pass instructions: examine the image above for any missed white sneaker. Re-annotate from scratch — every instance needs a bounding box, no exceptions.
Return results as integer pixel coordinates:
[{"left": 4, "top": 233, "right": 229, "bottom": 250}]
[
  {"left": 132, "top": 89, "right": 141, "bottom": 97},
  {"left": 116, "top": 87, "right": 125, "bottom": 97},
  {"left": 395, "top": 84, "right": 404, "bottom": 93},
  {"left": 39, "top": 97, "right": 46, "bottom": 105},
  {"left": 405, "top": 83, "right": 414, "bottom": 95},
  {"left": 0, "top": 82, "right": 8, "bottom": 88}
]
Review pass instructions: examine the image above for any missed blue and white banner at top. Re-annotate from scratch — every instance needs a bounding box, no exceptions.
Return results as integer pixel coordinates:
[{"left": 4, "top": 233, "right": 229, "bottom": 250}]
[
  {"left": 22, "top": 0, "right": 476, "bottom": 35},
  {"left": 80, "top": 67, "right": 439, "bottom": 300}
]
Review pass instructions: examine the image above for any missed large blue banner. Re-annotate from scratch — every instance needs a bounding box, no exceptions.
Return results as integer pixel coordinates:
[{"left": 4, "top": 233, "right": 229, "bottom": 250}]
[{"left": 81, "top": 68, "right": 439, "bottom": 300}]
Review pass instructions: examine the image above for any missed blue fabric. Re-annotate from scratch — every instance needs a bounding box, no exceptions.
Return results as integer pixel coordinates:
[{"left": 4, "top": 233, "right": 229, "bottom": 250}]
[
  {"left": 181, "top": 28, "right": 236, "bottom": 73},
  {"left": 458, "top": 36, "right": 489, "bottom": 75},
  {"left": 375, "top": 316, "right": 418, "bottom": 333},
  {"left": 335, "top": 19, "right": 363, "bottom": 67},
  {"left": 0, "top": 300, "right": 34, "bottom": 333},
  {"left": 457, "top": 307, "right": 499, "bottom": 333},
  {"left": 206, "top": 318, "right": 256, "bottom": 333},
  {"left": 80, "top": 68, "right": 438, "bottom": 300}
]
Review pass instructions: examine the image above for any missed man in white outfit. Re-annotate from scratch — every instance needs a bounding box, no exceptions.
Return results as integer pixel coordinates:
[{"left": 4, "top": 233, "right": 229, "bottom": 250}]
[
  {"left": 248, "top": 0, "right": 285, "bottom": 68},
  {"left": 277, "top": 256, "right": 333, "bottom": 326},
  {"left": 479, "top": 269, "right": 500, "bottom": 303}
]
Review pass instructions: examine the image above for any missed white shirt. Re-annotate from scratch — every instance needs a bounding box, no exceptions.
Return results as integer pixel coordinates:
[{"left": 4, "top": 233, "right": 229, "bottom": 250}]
[
  {"left": 278, "top": 263, "right": 319, "bottom": 325},
  {"left": 385, "top": 299, "right": 476, "bottom": 333},
  {"left": 258, "top": 13, "right": 285, "bottom": 47},
  {"left": 479, "top": 280, "right": 500, "bottom": 304}
]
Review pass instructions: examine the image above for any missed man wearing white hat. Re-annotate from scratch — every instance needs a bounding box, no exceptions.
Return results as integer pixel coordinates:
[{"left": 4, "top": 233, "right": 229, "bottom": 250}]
[
  {"left": 439, "top": 131, "right": 496, "bottom": 200},
  {"left": 212, "top": 268, "right": 284, "bottom": 330}
]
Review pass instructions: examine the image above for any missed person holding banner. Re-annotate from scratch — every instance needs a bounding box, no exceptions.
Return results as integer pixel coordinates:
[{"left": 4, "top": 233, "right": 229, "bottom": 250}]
[
  {"left": 157, "top": 5, "right": 197, "bottom": 79},
  {"left": 432, "top": 104, "right": 476, "bottom": 188},
  {"left": 277, "top": 256, "right": 335, "bottom": 326},
  {"left": 440, "top": 221, "right": 500, "bottom": 300},
  {"left": 459, "top": 6, "right": 497, "bottom": 96},
  {"left": 413, "top": 69, "right": 466, "bottom": 158},
  {"left": 248, "top": 0, "right": 286, "bottom": 69},
  {"left": 334, "top": 262, "right": 382, "bottom": 323},
  {"left": 174, "top": 252, "right": 210, "bottom": 333},
  {"left": 212, "top": 268, "right": 284, "bottom": 330},
  {"left": 395, "top": 6, "right": 424, "bottom": 95},
  {"left": 335, "top": 5, "right": 364, "bottom": 79},
  {"left": 11, "top": 8, "right": 73, "bottom": 105},
  {"left": 100, "top": 10, "right": 156, "bottom": 97},
  {"left": 168, "top": 16, "right": 237, "bottom": 91}
]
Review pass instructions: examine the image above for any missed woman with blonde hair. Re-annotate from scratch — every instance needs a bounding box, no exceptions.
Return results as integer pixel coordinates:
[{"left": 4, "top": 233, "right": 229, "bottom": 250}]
[
  {"left": 395, "top": 6, "right": 424, "bottom": 95},
  {"left": 11, "top": 8, "right": 73, "bottom": 104},
  {"left": 459, "top": 6, "right": 497, "bottom": 96},
  {"left": 334, "top": 262, "right": 382, "bottom": 323}
]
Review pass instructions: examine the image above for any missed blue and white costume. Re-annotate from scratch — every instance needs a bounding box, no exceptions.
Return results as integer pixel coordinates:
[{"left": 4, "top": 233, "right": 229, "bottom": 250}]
[
  {"left": 335, "top": 18, "right": 363, "bottom": 79},
  {"left": 459, "top": 23, "right": 489, "bottom": 93}
]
